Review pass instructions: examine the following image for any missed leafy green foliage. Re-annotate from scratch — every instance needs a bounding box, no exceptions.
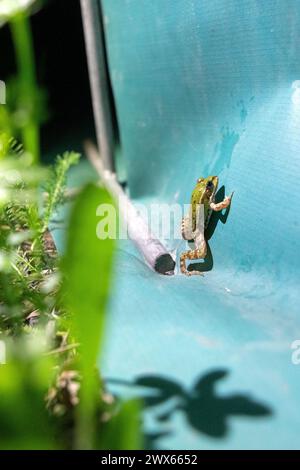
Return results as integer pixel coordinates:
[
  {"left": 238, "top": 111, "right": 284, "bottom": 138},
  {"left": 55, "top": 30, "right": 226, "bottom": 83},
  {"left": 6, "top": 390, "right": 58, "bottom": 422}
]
[
  {"left": 0, "top": 142, "right": 79, "bottom": 333},
  {"left": 0, "top": 0, "right": 142, "bottom": 450},
  {"left": 42, "top": 152, "right": 80, "bottom": 232},
  {"left": 0, "top": 153, "right": 143, "bottom": 449}
]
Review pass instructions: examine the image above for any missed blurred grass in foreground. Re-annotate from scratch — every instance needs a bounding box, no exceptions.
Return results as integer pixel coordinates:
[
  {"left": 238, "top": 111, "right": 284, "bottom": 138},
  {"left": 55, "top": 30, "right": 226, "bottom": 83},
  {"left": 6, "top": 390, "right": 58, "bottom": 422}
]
[
  {"left": 0, "top": 0, "right": 142, "bottom": 449},
  {"left": 0, "top": 148, "right": 142, "bottom": 449}
]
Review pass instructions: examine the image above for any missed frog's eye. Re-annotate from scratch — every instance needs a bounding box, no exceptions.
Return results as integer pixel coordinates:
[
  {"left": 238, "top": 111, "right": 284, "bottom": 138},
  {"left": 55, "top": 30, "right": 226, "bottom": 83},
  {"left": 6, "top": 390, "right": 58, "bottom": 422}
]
[{"left": 197, "top": 178, "right": 203, "bottom": 183}]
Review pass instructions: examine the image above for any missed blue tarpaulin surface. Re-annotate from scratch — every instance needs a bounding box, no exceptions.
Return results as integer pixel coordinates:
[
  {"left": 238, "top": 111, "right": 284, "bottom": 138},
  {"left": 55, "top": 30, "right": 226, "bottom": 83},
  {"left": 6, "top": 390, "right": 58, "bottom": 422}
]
[{"left": 58, "top": 0, "right": 300, "bottom": 449}]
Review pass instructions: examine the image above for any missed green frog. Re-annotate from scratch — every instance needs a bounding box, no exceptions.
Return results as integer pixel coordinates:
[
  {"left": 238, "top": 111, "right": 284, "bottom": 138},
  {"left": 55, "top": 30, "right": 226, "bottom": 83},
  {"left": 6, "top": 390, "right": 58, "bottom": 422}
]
[{"left": 180, "top": 176, "right": 233, "bottom": 276}]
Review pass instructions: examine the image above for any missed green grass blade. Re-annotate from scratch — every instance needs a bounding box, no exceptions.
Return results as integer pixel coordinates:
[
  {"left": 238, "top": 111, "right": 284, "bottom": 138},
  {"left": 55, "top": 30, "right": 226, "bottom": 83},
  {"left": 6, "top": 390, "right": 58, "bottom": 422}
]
[{"left": 62, "top": 183, "right": 115, "bottom": 449}]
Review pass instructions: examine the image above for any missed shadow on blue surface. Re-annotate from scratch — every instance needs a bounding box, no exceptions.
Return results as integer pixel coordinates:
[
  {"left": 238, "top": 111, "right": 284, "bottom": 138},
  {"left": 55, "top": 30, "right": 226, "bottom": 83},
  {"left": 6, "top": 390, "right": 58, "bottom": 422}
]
[{"left": 110, "top": 369, "right": 272, "bottom": 448}]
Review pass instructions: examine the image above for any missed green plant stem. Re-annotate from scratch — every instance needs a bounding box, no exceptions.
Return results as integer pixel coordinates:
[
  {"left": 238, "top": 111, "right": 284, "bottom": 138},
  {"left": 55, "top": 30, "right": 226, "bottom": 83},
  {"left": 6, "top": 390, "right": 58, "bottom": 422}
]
[{"left": 10, "top": 12, "right": 40, "bottom": 164}]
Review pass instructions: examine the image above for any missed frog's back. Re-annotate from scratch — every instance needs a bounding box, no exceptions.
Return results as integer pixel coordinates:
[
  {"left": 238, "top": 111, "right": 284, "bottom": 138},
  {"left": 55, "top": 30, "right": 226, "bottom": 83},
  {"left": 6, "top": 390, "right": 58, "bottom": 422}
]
[
  {"left": 190, "top": 181, "right": 210, "bottom": 230},
  {"left": 190, "top": 176, "right": 219, "bottom": 230}
]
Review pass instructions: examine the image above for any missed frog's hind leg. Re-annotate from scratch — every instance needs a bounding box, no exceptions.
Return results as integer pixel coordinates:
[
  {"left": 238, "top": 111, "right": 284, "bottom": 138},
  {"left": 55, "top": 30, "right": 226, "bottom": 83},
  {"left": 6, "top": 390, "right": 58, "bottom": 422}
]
[
  {"left": 181, "top": 215, "right": 194, "bottom": 241},
  {"left": 180, "top": 235, "right": 207, "bottom": 276},
  {"left": 180, "top": 249, "right": 204, "bottom": 276}
]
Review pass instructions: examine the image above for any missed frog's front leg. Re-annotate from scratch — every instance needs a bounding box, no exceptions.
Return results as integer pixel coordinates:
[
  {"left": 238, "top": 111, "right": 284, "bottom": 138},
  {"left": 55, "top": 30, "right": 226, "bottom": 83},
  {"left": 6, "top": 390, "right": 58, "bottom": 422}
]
[
  {"left": 180, "top": 232, "right": 207, "bottom": 276},
  {"left": 209, "top": 192, "right": 233, "bottom": 212}
]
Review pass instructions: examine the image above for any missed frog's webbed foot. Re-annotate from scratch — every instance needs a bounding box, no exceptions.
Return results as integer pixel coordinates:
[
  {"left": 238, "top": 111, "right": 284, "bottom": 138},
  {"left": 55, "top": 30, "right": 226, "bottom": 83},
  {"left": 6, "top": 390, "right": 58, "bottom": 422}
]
[{"left": 210, "top": 192, "right": 233, "bottom": 212}]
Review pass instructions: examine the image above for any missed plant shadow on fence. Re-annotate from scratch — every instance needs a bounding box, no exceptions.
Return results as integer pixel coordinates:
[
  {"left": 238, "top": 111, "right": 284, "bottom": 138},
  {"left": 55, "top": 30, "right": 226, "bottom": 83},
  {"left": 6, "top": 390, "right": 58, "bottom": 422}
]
[{"left": 109, "top": 369, "right": 272, "bottom": 449}]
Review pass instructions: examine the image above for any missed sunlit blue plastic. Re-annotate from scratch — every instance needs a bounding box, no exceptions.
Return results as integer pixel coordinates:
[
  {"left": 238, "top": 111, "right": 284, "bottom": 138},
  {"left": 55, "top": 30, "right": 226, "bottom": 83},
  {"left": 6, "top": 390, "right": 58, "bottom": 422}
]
[{"left": 58, "top": 0, "right": 300, "bottom": 449}]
